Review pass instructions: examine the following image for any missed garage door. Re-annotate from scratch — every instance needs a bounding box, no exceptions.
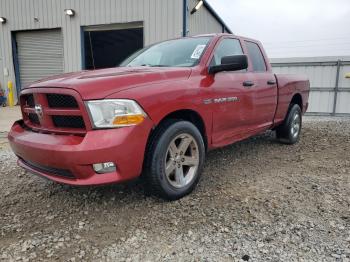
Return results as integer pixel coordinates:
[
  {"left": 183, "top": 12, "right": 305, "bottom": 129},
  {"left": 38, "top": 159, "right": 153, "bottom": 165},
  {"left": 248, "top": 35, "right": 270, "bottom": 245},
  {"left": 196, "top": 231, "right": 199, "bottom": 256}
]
[{"left": 15, "top": 29, "right": 63, "bottom": 88}]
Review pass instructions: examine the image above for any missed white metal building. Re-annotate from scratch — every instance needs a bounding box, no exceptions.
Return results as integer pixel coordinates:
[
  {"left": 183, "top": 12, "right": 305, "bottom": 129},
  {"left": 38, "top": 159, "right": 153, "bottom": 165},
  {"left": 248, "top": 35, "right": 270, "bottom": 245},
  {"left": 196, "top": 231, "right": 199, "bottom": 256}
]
[
  {"left": 0, "top": 0, "right": 231, "bottom": 101},
  {"left": 271, "top": 57, "right": 350, "bottom": 116}
]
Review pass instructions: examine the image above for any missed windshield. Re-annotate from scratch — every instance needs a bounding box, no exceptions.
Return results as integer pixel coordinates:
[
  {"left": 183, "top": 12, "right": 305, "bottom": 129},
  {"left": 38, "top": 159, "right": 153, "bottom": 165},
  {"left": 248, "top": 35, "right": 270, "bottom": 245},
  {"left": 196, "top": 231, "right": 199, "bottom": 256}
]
[{"left": 119, "top": 37, "right": 212, "bottom": 67}]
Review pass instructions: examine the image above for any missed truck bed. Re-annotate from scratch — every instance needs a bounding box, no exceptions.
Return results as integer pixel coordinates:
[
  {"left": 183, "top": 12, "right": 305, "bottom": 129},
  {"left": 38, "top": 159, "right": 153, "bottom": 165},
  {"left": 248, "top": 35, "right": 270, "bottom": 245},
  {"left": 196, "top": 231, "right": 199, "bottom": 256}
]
[{"left": 274, "top": 74, "right": 310, "bottom": 126}]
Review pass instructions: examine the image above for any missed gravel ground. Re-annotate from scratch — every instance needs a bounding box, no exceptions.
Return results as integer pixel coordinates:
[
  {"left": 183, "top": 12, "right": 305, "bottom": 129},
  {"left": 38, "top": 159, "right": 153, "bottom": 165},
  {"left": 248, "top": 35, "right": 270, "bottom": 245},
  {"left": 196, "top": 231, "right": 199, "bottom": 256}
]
[{"left": 0, "top": 118, "right": 349, "bottom": 261}]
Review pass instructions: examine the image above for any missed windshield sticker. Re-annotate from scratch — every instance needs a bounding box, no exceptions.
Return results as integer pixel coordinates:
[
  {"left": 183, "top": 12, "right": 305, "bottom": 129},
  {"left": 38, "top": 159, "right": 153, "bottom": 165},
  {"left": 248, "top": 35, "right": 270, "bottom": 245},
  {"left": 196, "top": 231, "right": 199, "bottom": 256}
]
[{"left": 191, "top": 45, "right": 206, "bottom": 59}]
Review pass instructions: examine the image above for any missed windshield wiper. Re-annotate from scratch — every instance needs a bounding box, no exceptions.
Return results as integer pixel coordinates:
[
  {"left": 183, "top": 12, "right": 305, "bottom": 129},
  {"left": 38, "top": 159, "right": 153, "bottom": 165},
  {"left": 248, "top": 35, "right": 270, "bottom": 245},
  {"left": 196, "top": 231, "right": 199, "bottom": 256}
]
[
  {"left": 130, "top": 64, "right": 169, "bottom": 67},
  {"left": 149, "top": 65, "right": 169, "bottom": 67}
]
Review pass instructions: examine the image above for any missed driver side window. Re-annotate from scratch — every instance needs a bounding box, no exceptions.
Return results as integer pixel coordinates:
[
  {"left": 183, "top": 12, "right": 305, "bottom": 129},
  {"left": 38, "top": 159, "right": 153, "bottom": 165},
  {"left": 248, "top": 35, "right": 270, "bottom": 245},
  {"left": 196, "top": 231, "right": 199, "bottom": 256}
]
[{"left": 210, "top": 38, "right": 243, "bottom": 66}]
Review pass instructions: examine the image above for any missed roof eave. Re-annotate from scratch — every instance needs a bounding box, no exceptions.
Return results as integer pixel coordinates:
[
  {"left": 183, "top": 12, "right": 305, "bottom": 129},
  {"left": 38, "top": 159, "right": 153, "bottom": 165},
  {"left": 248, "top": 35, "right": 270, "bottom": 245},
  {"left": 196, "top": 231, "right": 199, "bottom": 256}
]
[{"left": 203, "top": 0, "right": 233, "bottom": 34}]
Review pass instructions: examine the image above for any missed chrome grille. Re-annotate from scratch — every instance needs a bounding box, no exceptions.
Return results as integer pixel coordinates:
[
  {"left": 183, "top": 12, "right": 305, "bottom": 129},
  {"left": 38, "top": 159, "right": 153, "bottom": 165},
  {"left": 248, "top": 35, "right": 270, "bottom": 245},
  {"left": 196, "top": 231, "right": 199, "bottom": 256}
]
[
  {"left": 52, "top": 115, "right": 85, "bottom": 129},
  {"left": 24, "top": 94, "right": 35, "bottom": 107},
  {"left": 21, "top": 91, "right": 87, "bottom": 134},
  {"left": 47, "top": 94, "right": 79, "bottom": 108},
  {"left": 28, "top": 113, "right": 40, "bottom": 125}
]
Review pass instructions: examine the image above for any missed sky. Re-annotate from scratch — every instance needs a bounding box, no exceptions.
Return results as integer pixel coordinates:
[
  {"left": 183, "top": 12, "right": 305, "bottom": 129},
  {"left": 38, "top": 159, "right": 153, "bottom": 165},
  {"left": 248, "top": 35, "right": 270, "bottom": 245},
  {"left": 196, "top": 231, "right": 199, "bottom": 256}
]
[{"left": 207, "top": 0, "right": 350, "bottom": 58}]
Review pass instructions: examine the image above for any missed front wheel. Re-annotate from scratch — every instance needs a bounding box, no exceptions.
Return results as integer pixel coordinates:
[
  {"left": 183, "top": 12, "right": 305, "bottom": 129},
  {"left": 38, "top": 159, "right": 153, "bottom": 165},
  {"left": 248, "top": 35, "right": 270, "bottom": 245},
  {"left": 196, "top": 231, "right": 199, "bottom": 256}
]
[
  {"left": 144, "top": 120, "right": 205, "bottom": 200},
  {"left": 276, "top": 104, "right": 302, "bottom": 144}
]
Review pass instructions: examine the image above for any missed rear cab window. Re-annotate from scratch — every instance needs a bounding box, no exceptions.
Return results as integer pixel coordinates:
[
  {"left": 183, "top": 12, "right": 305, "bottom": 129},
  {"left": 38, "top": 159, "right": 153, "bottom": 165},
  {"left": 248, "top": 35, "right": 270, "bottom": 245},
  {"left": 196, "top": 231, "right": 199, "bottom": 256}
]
[{"left": 245, "top": 41, "right": 267, "bottom": 72}]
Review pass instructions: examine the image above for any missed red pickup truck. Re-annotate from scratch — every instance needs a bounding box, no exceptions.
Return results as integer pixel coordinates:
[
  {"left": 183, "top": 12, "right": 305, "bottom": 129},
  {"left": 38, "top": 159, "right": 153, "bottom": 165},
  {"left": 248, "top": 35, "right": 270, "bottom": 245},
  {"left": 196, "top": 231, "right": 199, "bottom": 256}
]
[{"left": 8, "top": 34, "right": 309, "bottom": 200}]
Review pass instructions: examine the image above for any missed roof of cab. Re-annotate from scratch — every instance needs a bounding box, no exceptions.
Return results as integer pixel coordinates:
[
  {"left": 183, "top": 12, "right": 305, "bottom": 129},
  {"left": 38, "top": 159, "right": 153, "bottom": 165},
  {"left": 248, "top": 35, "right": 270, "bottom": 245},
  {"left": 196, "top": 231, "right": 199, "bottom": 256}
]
[{"left": 192, "top": 33, "right": 260, "bottom": 43}]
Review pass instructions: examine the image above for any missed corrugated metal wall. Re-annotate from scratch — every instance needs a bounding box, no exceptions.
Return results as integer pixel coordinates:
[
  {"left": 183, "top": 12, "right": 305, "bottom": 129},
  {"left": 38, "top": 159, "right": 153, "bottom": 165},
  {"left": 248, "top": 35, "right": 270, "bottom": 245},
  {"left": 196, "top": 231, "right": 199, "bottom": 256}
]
[
  {"left": 0, "top": 57, "right": 4, "bottom": 92},
  {"left": 271, "top": 57, "right": 350, "bottom": 115},
  {"left": 0, "top": 0, "right": 184, "bottom": 100},
  {"left": 187, "top": 0, "right": 223, "bottom": 35}
]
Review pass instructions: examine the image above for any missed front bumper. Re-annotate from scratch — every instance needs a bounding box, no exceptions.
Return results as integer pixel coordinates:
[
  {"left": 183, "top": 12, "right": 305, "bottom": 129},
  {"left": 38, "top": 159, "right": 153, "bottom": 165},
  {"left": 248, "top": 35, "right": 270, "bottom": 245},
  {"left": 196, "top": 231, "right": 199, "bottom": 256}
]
[{"left": 8, "top": 119, "right": 154, "bottom": 186}]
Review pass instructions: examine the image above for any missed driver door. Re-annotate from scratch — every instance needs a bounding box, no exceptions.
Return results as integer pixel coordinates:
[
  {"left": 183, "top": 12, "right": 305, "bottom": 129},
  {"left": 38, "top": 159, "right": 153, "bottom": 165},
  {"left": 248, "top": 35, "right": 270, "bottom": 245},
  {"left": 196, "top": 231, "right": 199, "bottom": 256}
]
[{"left": 208, "top": 38, "right": 257, "bottom": 146}]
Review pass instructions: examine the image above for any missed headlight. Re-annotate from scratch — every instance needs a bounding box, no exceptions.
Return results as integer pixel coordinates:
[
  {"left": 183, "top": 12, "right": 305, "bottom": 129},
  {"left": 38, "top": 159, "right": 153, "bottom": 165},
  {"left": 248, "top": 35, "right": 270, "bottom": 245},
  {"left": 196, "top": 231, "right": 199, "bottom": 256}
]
[{"left": 86, "top": 99, "right": 147, "bottom": 128}]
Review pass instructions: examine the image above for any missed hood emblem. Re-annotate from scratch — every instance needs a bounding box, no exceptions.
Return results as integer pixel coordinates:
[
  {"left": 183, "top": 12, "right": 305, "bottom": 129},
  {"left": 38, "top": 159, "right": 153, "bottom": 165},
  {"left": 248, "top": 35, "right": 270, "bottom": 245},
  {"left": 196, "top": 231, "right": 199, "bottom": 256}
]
[{"left": 34, "top": 104, "right": 43, "bottom": 119}]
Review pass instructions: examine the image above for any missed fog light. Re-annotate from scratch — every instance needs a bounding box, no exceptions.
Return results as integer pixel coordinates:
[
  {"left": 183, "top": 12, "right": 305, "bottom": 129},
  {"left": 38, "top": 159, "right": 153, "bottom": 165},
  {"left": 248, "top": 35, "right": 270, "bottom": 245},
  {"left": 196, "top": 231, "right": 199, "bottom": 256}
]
[{"left": 93, "top": 162, "right": 116, "bottom": 174}]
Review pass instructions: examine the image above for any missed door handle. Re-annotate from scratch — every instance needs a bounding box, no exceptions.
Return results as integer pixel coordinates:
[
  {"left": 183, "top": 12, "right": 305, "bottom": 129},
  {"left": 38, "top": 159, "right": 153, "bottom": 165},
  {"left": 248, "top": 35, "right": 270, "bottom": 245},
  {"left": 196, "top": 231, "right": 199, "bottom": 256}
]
[
  {"left": 243, "top": 81, "right": 254, "bottom": 87},
  {"left": 267, "top": 80, "right": 276, "bottom": 85}
]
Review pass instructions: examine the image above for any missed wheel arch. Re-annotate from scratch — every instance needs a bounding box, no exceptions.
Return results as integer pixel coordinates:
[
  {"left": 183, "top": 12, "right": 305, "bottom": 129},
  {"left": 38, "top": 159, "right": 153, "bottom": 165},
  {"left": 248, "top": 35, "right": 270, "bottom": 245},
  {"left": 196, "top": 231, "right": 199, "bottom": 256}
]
[
  {"left": 152, "top": 109, "right": 208, "bottom": 150},
  {"left": 142, "top": 108, "right": 208, "bottom": 185},
  {"left": 290, "top": 93, "right": 303, "bottom": 111}
]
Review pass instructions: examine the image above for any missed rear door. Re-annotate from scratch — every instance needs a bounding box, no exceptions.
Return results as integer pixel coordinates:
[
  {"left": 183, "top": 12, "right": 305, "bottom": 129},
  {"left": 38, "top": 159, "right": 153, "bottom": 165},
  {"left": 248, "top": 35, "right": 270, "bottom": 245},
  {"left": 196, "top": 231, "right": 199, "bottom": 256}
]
[{"left": 243, "top": 41, "right": 277, "bottom": 129}]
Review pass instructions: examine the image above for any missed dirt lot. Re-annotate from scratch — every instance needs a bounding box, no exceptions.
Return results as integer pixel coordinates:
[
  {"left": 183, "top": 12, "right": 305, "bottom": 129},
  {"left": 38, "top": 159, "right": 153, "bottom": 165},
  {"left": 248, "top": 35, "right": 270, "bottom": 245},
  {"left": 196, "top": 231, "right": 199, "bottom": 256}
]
[{"left": 0, "top": 118, "right": 349, "bottom": 261}]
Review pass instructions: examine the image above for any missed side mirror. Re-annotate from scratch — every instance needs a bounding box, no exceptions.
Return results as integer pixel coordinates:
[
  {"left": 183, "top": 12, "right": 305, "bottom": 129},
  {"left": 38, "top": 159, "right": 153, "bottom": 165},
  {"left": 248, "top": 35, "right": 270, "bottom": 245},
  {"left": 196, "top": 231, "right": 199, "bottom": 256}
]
[{"left": 208, "top": 55, "right": 248, "bottom": 74}]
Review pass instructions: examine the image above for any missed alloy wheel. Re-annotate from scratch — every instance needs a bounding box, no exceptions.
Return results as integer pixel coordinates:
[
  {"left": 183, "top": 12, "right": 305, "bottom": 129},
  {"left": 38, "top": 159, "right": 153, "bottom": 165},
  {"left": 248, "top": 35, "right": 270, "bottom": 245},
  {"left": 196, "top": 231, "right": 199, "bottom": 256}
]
[
  {"left": 164, "top": 133, "right": 199, "bottom": 188},
  {"left": 291, "top": 112, "right": 301, "bottom": 138}
]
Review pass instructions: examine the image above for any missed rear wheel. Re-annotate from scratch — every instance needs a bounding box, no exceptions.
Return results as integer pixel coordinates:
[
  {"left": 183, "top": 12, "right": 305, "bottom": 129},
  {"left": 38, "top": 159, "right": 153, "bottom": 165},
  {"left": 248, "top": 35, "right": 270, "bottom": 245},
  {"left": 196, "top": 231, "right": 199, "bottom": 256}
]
[
  {"left": 144, "top": 120, "right": 205, "bottom": 200},
  {"left": 276, "top": 104, "right": 302, "bottom": 144}
]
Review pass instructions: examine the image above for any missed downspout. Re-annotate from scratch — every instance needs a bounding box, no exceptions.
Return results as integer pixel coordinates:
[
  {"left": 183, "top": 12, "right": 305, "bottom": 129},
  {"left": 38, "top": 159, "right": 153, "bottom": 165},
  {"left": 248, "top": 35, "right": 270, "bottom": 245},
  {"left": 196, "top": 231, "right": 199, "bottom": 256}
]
[
  {"left": 183, "top": 0, "right": 188, "bottom": 37},
  {"left": 11, "top": 33, "right": 21, "bottom": 101}
]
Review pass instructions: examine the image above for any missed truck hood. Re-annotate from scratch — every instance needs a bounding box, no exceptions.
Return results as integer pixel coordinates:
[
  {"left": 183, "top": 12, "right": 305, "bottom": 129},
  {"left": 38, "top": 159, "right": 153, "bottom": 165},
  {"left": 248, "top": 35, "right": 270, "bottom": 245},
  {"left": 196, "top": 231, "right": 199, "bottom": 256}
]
[{"left": 26, "top": 67, "right": 192, "bottom": 100}]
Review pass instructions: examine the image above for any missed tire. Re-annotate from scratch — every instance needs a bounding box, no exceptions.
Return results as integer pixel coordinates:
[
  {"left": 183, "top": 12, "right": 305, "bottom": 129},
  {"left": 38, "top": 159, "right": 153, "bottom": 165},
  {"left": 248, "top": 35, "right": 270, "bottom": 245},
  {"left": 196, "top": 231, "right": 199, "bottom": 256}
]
[
  {"left": 276, "top": 104, "right": 302, "bottom": 144},
  {"left": 144, "top": 119, "right": 205, "bottom": 200}
]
